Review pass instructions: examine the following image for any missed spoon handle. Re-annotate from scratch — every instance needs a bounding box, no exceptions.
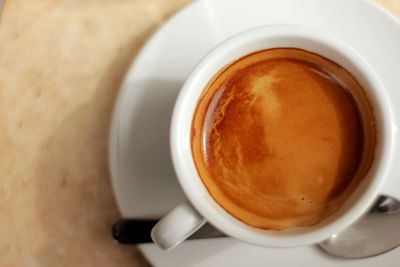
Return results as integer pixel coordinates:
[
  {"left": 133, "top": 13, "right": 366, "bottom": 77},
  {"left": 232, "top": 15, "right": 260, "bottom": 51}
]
[
  {"left": 113, "top": 219, "right": 157, "bottom": 244},
  {"left": 113, "top": 219, "right": 226, "bottom": 244}
]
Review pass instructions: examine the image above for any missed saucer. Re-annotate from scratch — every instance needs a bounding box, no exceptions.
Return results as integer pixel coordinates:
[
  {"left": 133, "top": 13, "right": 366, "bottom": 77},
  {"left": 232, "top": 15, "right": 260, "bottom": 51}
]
[{"left": 109, "top": 0, "right": 400, "bottom": 266}]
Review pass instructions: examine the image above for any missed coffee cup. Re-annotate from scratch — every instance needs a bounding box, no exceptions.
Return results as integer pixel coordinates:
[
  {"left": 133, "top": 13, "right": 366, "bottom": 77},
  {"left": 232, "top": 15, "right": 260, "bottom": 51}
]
[{"left": 151, "top": 25, "right": 394, "bottom": 250}]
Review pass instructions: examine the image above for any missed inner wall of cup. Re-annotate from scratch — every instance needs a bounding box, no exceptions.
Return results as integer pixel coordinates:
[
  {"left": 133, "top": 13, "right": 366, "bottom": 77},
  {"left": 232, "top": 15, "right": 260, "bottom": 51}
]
[{"left": 186, "top": 32, "right": 392, "bottom": 239}]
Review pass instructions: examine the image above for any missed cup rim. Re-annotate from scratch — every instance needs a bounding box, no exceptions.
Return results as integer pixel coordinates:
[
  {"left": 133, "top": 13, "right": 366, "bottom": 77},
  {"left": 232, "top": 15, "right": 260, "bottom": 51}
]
[{"left": 170, "top": 24, "right": 394, "bottom": 247}]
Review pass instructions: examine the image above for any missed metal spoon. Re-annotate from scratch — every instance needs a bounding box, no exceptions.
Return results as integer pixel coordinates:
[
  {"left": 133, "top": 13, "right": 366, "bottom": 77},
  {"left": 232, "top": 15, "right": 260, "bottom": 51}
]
[
  {"left": 319, "top": 195, "right": 400, "bottom": 258},
  {"left": 113, "top": 195, "right": 400, "bottom": 259}
]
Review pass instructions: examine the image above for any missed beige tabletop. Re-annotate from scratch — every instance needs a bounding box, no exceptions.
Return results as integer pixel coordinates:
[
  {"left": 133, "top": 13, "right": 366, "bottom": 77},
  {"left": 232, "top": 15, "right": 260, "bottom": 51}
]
[{"left": 0, "top": 0, "right": 399, "bottom": 267}]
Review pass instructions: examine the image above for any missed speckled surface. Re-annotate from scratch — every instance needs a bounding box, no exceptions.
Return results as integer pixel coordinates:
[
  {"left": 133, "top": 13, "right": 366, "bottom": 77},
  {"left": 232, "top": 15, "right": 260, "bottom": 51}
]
[
  {"left": 0, "top": 0, "right": 398, "bottom": 266},
  {"left": 0, "top": 0, "right": 188, "bottom": 266}
]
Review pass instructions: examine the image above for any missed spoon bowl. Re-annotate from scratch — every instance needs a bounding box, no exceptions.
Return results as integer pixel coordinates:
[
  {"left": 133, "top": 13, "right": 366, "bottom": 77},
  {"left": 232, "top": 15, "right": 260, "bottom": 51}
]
[{"left": 319, "top": 195, "right": 400, "bottom": 258}]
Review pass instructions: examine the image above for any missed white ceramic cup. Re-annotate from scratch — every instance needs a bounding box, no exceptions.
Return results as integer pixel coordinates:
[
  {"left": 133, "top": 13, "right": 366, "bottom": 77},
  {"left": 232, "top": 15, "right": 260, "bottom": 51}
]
[{"left": 151, "top": 25, "right": 394, "bottom": 250}]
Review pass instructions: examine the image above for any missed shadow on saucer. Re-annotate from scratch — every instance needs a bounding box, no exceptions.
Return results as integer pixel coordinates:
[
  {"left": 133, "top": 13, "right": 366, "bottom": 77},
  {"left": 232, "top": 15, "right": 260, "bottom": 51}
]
[{"left": 116, "top": 79, "right": 186, "bottom": 218}]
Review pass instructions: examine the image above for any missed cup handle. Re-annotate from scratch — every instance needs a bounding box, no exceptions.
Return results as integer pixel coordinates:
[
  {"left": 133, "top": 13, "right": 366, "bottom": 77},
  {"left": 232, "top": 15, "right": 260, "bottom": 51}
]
[{"left": 151, "top": 201, "right": 207, "bottom": 250}]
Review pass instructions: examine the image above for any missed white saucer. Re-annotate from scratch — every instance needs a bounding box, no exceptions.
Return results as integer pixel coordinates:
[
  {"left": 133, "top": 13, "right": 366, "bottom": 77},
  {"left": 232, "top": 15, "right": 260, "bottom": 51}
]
[{"left": 109, "top": 0, "right": 400, "bottom": 266}]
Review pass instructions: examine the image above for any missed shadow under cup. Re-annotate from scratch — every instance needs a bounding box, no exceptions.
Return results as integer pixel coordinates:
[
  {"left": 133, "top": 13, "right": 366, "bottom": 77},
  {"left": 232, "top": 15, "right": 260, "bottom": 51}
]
[{"left": 172, "top": 26, "right": 394, "bottom": 247}]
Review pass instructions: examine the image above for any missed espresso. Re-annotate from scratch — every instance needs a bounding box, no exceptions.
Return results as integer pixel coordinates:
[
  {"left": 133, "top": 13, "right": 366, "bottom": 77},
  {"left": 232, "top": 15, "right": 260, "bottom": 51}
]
[{"left": 191, "top": 48, "right": 376, "bottom": 229}]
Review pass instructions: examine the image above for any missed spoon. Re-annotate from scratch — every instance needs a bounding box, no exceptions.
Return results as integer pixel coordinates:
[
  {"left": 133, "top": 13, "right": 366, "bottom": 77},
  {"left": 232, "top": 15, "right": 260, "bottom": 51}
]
[
  {"left": 113, "top": 195, "right": 400, "bottom": 259},
  {"left": 319, "top": 195, "right": 400, "bottom": 258}
]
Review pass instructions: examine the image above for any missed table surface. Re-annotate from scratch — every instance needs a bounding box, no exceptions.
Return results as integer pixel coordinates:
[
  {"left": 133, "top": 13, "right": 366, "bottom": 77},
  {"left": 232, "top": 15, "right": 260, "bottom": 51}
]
[{"left": 0, "top": 0, "right": 399, "bottom": 266}]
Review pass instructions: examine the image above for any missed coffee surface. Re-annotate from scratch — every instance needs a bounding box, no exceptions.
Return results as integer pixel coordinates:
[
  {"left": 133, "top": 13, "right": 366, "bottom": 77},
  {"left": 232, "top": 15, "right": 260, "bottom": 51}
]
[{"left": 191, "top": 48, "right": 375, "bottom": 229}]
